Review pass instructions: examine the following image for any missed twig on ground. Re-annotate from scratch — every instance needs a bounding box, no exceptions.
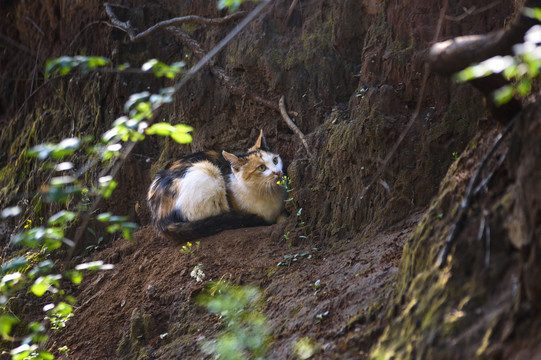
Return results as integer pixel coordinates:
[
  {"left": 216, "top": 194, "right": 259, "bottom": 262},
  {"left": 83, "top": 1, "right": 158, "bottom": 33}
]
[{"left": 279, "top": 95, "right": 312, "bottom": 158}]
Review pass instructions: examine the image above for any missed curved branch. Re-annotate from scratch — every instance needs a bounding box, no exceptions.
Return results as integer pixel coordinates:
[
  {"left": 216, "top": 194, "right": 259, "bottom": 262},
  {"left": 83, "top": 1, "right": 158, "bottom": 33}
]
[
  {"left": 279, "top": 96, "right": 313, "bottom": 158},
  {"left": 428, "top": 1, "right": 541, "bottom": 121},
  {"left": 429, "top": 1, "right": 541, "bottom": 75},
  {"left": 104, "top": 2, "right": 246, "bottom": 42}
]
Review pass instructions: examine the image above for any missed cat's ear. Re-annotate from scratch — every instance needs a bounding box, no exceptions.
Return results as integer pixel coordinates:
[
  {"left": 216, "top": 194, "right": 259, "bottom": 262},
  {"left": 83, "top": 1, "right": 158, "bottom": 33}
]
[
  {"left": 222, "top": 151, "right": 241, "bottom": 170},
  {"left": 249, "top": 130, "right": 268, "bottom": 151}
]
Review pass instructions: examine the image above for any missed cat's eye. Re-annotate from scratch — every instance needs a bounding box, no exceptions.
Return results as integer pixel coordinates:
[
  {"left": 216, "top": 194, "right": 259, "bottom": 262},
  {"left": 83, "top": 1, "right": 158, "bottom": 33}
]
[
  {"left": 272, "top": 157, "right": 278, "bottom": 165},
  {"left": 258, "top": 165, "right": 266, "bottom": 172}
]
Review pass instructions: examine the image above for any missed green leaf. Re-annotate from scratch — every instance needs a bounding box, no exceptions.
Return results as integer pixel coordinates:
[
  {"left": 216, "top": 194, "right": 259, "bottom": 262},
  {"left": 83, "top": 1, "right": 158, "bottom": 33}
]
[
  {"left": 492, "top": 85, "right": 515, "bottom": 106},
  {"left": 121, "top": 222, "right": 138, "bottom": 240},
  {"left": 99, "top": 178, "right": 118, "bottom": 199},
  {"left": 48, "top": 210, "right": 76, "bottom": 226},
  {"left": 1, "top": 206, "right": 22, "bottom": 218},
  {"left": 145, "top": 122, "right": 176, "bottom": 136},
  {"left": 65, "top": 270, "right": 83, "bottom": 285},
  {"left": 28, "top": 260, "right": 54, "bottom": 279},
  {"left": 0, "top": 257, "right": 28, "bottom": 275},
  {"left": 218, "top": 0, "right": 244, "bottom": 11},
  {"left": 31, "top": 275, "right": 61, "bottom": 297},
  {"left": 516, "top": 77, "right": 532, "bottom": 96},
  {"left": 1, "top": 272, "right": 23, "bottom": 289},
  {"left": 36, "top": 351, "right": 54, "bottom": 360},
  {"left": 124, "top": 92, "right": 150, "bottom": 113},
  {"left": 75, "top": 261, "right": 114, "bottom": 271},
  {"left": 171, "top": 131, "right": 193, "bottom": 144},
  {"left": 52, "top": 138, "right": 81, "bottom": 159},
  {"left": 96, "top": 212, "right": 112, "bottom": 222},
  {"left": 0, "top": 314, "right": 19, "bottom": 340},
  {"left": 523, "top": 7, "right": 541, "bottom": 21},
  {"left": 31, "top": 279, "right": 49, "bottom": 297},
  {"left": 45, "top": 56, "right": 110, "bottom": 78},
  {"left": 53, "top": 302, "right": 73, "bottom": 316}
]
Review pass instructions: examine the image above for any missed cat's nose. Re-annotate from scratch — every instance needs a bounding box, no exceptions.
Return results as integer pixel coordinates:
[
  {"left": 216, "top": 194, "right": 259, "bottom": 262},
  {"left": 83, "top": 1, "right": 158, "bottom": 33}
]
[{"left": 273, "top": 170, "right": 282, "bottom": 177}]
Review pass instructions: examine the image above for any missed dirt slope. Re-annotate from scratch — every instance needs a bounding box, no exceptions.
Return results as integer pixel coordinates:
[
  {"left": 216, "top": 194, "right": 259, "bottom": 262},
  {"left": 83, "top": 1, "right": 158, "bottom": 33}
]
[{"left": 51, "top": 213, "right": 420, "bottom": 359}]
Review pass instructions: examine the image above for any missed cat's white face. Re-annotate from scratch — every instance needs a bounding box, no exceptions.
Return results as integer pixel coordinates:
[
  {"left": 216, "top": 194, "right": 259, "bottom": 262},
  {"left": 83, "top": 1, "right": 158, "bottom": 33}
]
[{"left": 256, "top": 151, "right": 283, "bottom": 182}]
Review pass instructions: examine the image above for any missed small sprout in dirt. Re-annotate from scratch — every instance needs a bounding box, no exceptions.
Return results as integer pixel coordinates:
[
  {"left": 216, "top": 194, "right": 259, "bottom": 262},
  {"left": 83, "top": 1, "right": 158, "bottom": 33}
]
[
  {"left": 452, "top": 151, "right": 459, "bottom": 160},
  {"left": 190, "top": 264, "right": 206, "bottom": 282},
  {"left": 278, "top": 175, "right": 308, "bottom": 241},
  {"left": 58, "top": 346, "right": 70, "bottom": 356},
  {"left": 294, "top": 337, "right": 320, "bottom": 359},
  {"left": 277, "top": 251, "right": 313, "bottom": 267},
  {"left": 86, "top": 227, "right": 104, "bottom": 252},
  {"left": 436, "top": 213, "right": 444, "bottom": 219},
  {"left": 356, "top": 87, "right": 369, "bottom": 99},
  {"left": 315, "top": 310, "right": 329, "bottom": 323},
  {"left": 180, "top": 241, "right": 200, "bottom": 259},
  {"left": 309, "top": 280, "right": 321, "bottom": 295}
]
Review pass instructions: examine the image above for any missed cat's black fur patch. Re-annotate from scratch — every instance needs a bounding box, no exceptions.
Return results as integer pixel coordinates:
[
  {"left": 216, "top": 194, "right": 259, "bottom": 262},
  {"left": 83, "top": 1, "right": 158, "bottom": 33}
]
[{"left": 164, "top": 212, "right": 269, "bottom": 240}]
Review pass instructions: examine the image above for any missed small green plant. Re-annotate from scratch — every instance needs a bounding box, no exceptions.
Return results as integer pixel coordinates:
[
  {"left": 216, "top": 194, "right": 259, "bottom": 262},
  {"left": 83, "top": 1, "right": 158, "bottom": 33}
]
[
  {"left": 277, "top": 248, "right": 317, "bottom": 267},
  {"left": 198, "top": 281, "right": 270, "bottom": 360},
  {"left": 277, "top": 176, "right": 307, "bottom": 240},
  {"left": 180, "top": 241, "right": 205, "bottom": 282},
  {"left": 190, "top": 264, "right": 206, "bottom": 283},
  {"left": 179, "top": 241, "right": 200, "bottom": 258},
  {"left": 57, "top": 346, "right": 70, "bottom": 357},
  {"left": 315, "top": 310, "right": 329, "bottom": 323},
  {"left": 309, "top": 279, "right": 321, "bottom": 295},
  {"left": 452, "top": 151, "right": 459, "bottom": 160}
]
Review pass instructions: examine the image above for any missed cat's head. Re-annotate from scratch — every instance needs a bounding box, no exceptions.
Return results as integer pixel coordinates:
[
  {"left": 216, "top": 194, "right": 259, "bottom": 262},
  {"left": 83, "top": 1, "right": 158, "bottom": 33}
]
[{"left": 222, "top": 131, "right": 284, "bottom": 193}]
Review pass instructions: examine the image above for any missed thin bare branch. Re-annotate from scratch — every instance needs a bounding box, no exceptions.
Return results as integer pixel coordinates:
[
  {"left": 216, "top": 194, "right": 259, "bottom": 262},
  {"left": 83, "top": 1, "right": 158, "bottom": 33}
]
[
  {"left": 279, "top": 95, "right": 313, "bottom": 158},
  {"left": 286, "top": 0, "right": 300, "bottom": 25},
  {"left": 104, "top": 2, "right": 246, "bottom": 42}
]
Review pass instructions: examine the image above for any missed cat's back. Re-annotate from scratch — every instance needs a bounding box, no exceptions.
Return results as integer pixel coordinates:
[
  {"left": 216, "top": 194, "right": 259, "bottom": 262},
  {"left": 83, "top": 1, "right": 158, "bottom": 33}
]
[{"left": 147, "top": 150, "right": 232, "bottom": 227}]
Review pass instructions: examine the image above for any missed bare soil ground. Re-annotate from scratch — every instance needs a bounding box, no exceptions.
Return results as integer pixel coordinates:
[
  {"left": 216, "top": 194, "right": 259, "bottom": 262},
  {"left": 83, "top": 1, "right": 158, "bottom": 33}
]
[{"left": 51, "top": 212, "right": 422, "bottom": 359}]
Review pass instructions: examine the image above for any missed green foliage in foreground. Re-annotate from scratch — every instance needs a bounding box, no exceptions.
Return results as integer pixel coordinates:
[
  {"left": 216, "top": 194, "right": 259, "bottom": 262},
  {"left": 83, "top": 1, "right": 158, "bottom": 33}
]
[
  {"left": 1, "top": 53, "right": 192, "bottom": 359},
  {"left": 198, "top": 282, "right": 270, "bottom": 360}
]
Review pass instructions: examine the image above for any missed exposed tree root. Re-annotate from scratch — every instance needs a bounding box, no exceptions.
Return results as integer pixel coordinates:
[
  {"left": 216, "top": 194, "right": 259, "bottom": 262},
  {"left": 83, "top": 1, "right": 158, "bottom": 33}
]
[{"left": 279, "top": 95, "right": 312, "bottom": 158}]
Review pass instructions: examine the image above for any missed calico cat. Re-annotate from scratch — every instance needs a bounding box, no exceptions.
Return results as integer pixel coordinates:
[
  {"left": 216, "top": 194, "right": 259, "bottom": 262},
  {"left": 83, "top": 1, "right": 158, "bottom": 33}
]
[{"left": 147, "top": 131, "right": 287, "bottom": 240}]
